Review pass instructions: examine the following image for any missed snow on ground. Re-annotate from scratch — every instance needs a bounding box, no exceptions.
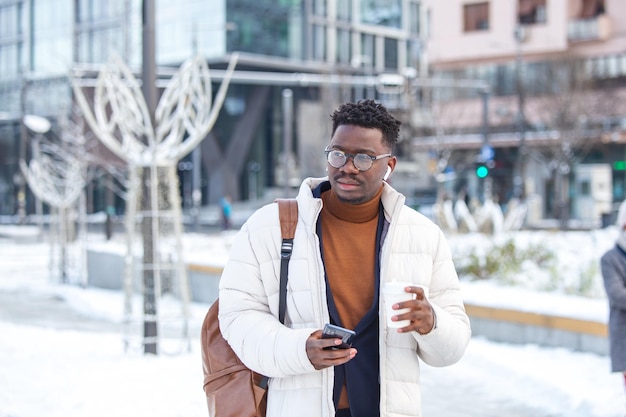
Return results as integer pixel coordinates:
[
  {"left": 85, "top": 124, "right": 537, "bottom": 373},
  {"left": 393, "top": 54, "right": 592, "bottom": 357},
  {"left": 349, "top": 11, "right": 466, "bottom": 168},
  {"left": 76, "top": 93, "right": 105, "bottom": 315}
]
[
  {"left": 449, "top": 227, "right": 616, "bottom": 323},
  {"left": 0, "top": 226, "right": 625, "bottom": 417}
]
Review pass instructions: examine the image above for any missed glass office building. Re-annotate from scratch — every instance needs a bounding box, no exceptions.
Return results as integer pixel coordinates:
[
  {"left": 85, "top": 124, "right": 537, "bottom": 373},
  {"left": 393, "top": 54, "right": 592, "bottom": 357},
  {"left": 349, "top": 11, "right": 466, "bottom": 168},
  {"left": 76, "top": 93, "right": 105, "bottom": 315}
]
[{"left": 0, "top": 0, "right": 424, "bottom": 216}]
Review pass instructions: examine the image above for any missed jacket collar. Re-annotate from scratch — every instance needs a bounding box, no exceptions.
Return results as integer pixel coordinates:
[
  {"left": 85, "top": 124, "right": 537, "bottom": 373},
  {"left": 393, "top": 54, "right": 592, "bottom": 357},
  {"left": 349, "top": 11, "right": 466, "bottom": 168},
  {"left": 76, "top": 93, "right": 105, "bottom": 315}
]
[{"left": 298, "top": 177, "right": 406, "bottom": 230}]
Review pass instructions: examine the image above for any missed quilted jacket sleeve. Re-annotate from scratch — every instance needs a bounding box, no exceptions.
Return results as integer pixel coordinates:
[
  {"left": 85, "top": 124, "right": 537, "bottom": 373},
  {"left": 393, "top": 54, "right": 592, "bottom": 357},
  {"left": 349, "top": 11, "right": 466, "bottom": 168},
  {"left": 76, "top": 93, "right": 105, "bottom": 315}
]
[{"left": 412, "top": 226, "right": 471, "bottom": 366}]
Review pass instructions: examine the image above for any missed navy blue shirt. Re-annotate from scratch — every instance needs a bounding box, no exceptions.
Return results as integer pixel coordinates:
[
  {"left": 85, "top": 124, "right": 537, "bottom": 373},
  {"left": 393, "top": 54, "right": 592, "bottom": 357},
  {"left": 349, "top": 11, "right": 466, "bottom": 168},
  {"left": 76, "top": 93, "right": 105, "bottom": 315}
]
[{"left": 313, "top": 182, "right": 383, "bottom": 417}]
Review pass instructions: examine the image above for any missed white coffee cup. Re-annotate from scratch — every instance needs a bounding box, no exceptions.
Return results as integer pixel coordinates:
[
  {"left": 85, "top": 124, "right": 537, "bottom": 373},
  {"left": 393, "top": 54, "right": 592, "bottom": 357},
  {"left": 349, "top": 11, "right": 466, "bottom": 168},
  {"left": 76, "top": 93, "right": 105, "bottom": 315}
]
[{"left": 383, "top": 281, "right": 417, "bottom": 328}]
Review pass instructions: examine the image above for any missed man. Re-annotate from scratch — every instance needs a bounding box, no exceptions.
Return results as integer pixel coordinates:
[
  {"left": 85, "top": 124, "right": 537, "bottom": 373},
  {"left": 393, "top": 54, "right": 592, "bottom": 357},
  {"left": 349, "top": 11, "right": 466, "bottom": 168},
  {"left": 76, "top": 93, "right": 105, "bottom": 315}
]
[{"left": 219, "top": 99, "right": 471, "bottom": 417}]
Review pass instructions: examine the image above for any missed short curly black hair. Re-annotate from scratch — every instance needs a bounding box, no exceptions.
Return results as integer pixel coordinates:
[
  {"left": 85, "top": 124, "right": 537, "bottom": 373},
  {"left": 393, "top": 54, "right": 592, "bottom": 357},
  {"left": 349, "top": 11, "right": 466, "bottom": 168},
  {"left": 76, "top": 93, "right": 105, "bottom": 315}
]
[{"left": 330, "top": 99, "right": 401, "bottom": 152}]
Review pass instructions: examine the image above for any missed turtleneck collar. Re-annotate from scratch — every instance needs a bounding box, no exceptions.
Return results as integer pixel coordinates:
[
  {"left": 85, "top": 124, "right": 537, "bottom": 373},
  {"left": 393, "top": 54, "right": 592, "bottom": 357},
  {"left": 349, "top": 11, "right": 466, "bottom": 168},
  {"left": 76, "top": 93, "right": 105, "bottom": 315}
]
[{"left": 321, "top": 186, "right": 383, "bottom": 223}]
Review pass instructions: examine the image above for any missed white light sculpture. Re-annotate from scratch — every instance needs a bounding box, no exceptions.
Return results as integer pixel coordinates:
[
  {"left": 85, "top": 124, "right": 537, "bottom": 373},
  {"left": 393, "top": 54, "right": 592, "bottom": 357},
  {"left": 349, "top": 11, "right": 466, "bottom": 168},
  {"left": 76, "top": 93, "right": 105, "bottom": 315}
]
[
  {"left": 73, "top": 53, "right": 238, "bottom": 353},
  {"left": 20, "top": 140, "right": 87, "bottom": 284}
]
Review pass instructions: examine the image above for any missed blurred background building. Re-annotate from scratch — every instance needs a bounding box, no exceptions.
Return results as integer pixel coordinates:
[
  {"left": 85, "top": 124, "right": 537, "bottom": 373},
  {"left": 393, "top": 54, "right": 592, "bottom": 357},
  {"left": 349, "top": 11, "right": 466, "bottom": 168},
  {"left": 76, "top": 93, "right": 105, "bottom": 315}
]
[
  {"left": 420, "top": 0, "right": 626, "bottom": 227},
  {"left": 0, "top": 0, "right": 625, "bottom": 228}
]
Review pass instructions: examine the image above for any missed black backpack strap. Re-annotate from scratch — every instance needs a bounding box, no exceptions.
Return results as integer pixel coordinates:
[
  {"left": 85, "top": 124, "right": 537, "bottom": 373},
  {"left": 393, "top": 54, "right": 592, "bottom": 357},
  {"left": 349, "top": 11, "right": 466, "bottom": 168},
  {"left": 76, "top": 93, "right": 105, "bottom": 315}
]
[
  {"left": 275, "top": 198, "right": 297, "bottom": 324},
  {"left": 256, "top": 199, "right": 297, "bottom": 390}
]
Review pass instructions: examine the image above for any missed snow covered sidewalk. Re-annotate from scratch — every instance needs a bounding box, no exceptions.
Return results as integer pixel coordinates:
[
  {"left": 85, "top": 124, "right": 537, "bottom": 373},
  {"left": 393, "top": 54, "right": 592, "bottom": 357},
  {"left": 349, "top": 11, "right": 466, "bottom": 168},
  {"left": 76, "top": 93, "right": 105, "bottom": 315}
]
[{"left": 0, "top": 228, "right": 625, "bottom": 417}]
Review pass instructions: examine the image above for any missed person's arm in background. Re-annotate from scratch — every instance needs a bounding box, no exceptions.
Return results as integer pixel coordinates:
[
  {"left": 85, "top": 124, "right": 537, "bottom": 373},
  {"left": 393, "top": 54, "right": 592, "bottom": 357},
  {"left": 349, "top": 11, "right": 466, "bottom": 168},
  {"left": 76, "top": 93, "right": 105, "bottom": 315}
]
[{"left": 601, "top": 252, "right": 626, "bottom": 310}]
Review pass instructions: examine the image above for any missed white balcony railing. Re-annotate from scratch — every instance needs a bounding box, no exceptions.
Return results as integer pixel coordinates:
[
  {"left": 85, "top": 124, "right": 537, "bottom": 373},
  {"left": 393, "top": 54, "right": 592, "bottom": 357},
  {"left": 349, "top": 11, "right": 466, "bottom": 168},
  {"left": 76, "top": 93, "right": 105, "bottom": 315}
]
[{"left": 568, "top": 15, "right": 611, "bottom": 42}]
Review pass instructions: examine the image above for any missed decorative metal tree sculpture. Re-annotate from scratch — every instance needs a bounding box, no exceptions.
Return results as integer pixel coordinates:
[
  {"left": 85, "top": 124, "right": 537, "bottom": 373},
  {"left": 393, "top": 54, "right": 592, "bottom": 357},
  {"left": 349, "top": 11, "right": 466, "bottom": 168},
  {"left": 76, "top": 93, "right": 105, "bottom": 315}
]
[
  {"left": 73, "top": 54, "right": 238, "bottom": 353},
  {"left": 20, "top": 139, "right": 88, "bottom": 285}
]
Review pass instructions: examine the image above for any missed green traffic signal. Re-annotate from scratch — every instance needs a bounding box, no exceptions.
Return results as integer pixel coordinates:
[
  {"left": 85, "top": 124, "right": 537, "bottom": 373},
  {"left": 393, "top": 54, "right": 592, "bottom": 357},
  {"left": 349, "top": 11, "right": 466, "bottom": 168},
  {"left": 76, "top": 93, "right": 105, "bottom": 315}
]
[{"left": 476, "top": 165, "right": 489, "bottom": 178}]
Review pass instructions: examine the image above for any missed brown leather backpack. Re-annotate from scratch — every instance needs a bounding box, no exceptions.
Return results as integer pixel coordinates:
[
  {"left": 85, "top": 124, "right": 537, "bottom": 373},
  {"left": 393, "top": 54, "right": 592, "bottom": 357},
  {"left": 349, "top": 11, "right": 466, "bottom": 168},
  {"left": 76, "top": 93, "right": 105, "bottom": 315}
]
[{"left": 201, "top": 199, "right": 297, "bottom": 417}]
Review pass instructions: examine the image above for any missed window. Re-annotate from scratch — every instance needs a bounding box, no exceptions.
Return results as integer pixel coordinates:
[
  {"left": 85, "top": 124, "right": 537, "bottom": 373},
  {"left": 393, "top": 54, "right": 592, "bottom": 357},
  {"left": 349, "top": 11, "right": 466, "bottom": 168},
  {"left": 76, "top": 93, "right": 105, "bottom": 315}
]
[
  {"left": 0, "top": 44, "right": 19, "bottom": 78},
  {"left": 336, "top": 29, "right": 351, "bottom": 64},
  {"left": 360, "top": 0, "right": 401, "bottom": 29},
  {"left": 518, "top": 0, "right": 547, "bottom": 24},
  {"left": 409, "top": 2, "right": 420, "bottom": 35},
  {"left": 34, "top": 0, "right": 74, "bottom": 71},
  {"left": 406, "top": 39, "right": 420, "bottom": 69},
  {"left": 0, "top": 3, "right": 20, "bottom": 37},
  {"left": 75, "top": 0, "right": 126, "bottom": 64},
  {"left": 585, "top": 54, "right": 626, "bottom": 80},
  {"left": 464, "top": 3, "right": 489, "bottom": 32},
  {"left": 578, "top": 0, "right": 605, "bottom": 18},
  {"left": 313, "top": 24, "right": 326, "bottom": 61},
  {"left": 313, "top": 0, "right": 326, "bottom": 17},
  {"left": 580, "top": 180, "right": 590, "bottom": 196},
  {"left": 337, "top": 0, "right": 351, "bottom": 21},
  {"left": 360, "top": 33, "right": 375, "bottom": 70},
  {"left": 226, "top": 1, "right": 294, "bottom": 59},
  {"left": 0, "top": 2, "right": 22, "bottom": 78},
  {"left": 384, "top": 37, "right": 398, "bottom": 70}
]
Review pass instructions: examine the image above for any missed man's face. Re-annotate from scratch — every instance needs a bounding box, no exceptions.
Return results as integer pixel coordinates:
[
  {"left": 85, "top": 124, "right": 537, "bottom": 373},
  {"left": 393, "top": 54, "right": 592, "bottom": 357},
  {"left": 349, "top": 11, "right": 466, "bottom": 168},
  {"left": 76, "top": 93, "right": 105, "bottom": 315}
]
[{"left": 327, "top": 124, "right": 396, "bottom": 204}]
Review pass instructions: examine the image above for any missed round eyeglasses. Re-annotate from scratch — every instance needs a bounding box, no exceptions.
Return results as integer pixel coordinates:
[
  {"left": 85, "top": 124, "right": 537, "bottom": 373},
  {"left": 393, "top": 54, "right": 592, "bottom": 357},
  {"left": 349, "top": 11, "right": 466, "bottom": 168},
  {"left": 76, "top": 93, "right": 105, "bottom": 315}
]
[{"left": 324, "top": 147, "right": 391, "bottom": 172}]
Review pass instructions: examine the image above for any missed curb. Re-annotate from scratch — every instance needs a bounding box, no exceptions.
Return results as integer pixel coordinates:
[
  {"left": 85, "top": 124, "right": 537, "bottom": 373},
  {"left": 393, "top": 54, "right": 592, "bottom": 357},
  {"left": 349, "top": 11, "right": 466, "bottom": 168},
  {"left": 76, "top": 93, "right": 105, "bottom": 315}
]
[
  {"left": 465, "top": 304, "right": 608, "bottom": 337},
  {"left": 465, "top": 303, "right": 608, "bottom": 355}
]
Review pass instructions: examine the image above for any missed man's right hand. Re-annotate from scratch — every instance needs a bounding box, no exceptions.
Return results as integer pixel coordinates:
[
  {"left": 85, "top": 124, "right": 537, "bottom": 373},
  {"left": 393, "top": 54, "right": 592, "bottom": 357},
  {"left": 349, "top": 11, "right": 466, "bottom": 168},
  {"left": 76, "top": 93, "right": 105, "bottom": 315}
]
[{"left": 305, "top": 330, "right": 357, "bottom": 370}]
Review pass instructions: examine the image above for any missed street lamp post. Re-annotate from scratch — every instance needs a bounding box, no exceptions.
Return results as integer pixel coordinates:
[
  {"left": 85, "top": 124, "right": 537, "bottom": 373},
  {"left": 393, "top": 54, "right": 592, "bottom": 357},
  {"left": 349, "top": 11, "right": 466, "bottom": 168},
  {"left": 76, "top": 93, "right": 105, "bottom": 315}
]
[
  {"left": 23, "top": 115, "right": 52, "bottom": 236},
  {"left": 141, "top": 0, "right": 158, "bottom": 355},
  {"left": 247, "top": 161, "right": 261, "bottom": 201},
  {"left": 191, "top": 147, "right": 201, "bottom": 230},
  {"left": 479, "top": 89, "right": 492, "bottom": 202},
  {"left": 513, "top": 24, "right": 527, "bottom": 201},
  {"left": 17, "top": 77, "right": 29, "bottom": 224},
  {"left": 282, "top": 88, "right": 293, "bottom": 197}
]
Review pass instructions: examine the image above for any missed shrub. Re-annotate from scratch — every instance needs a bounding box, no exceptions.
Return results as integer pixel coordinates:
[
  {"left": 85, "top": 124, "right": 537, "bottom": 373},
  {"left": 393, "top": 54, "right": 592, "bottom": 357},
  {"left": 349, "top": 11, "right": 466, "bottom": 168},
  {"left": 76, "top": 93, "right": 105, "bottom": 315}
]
[{"left": 456, "top": 238, "right": 557, "bottom": 284}]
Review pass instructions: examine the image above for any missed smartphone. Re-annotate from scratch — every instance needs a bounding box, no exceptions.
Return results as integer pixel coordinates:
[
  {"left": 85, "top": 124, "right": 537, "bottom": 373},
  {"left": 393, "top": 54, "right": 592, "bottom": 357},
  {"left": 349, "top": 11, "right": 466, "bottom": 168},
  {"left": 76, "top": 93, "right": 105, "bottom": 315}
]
[{"left": 322, "top": 323, "right": 356, "bottom": 350}]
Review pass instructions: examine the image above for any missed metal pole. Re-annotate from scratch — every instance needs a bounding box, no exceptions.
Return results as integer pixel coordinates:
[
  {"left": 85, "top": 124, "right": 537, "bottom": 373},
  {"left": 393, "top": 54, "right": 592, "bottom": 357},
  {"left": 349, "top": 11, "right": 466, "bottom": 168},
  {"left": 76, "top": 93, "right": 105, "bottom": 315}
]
[
  {"left": 191, "top": 146, "right": 201, "bottom": 230},
  {"left": 17, "top": 78, "right": 28, "bottom": 224},
  {"left": 142, "top": 0, "right": 158, "bottom": 355},
  {"left": 105, "top": 174, "right": 114, "bottom": 240},
  {"left": 282, "top": 89, "right": 293, "bottom": 197},
  {"left": 73, "top": 67, "right": 490, "bottom": 91},
  {"left": 480, "top": 90, "right": 492, "bottom": 201},
  {"left": 33, "top": 135, "right": 44, "bottom": 235},
  {"left": 481, "top": 91, "right": 490, "bottom": 145},
  {"left": 514, "top": 24, "right": 526, "bottom": 201},
  {"left": 247, "top": 161, "right": 260, "bottom": 201},
  {"left": 190, "top": 20, "right": 202, "bottom": 231}
]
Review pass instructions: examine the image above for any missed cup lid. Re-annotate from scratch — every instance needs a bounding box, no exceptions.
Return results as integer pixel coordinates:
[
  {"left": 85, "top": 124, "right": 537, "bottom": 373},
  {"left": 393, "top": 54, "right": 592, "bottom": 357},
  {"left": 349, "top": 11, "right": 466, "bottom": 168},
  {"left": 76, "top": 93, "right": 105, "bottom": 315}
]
[{"left": 382, "top": 281, "right": 411, "bottom": 293}]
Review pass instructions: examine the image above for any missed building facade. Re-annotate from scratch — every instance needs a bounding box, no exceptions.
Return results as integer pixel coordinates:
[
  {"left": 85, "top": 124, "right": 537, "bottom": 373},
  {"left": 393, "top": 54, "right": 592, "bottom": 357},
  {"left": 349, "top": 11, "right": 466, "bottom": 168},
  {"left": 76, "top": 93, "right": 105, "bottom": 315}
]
[
  {"left": 3, "top": 0, "right": 621, "bottom": 227},
  {"left": 418, "top": 0, "right": 626, "bottom": 226},
  {"left": 0, "top": 0, "right": 425, "bottom": 218}
]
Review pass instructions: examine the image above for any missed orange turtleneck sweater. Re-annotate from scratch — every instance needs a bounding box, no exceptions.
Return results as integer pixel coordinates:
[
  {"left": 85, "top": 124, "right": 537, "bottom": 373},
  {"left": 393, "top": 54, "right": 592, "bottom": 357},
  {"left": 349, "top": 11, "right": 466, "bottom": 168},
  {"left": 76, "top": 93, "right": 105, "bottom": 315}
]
[{"left": 320, "top": 186, "right": 383, "bottom": 409}]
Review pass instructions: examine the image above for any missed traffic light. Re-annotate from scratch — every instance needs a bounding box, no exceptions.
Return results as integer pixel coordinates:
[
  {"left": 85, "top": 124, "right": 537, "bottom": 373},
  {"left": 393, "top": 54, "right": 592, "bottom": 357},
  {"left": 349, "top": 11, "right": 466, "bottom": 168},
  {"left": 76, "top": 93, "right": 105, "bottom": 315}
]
[{"left": 475, "top": 163, "right": 489, "bottom": 178}]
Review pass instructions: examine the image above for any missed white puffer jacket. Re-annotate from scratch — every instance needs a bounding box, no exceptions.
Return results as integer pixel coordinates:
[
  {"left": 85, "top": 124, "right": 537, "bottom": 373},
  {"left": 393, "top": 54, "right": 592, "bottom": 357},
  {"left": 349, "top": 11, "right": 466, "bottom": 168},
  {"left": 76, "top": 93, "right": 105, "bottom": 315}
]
[{"left": 219, "top": 177, "right": 471, "bottom": 417}]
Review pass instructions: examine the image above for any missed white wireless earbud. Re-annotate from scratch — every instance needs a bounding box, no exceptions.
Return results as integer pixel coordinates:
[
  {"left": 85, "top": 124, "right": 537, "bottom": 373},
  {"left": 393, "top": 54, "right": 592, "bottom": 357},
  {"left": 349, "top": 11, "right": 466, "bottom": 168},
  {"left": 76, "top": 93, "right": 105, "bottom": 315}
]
[{"left": 383, "top": 167, "right": 391, "bottom": 181}]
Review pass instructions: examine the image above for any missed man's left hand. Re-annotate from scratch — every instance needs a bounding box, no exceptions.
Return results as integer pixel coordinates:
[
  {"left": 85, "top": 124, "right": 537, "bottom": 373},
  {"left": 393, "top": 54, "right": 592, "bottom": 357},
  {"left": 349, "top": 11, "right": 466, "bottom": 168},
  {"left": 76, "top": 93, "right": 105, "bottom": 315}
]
[{"left": 391, "top": 286, "right": 435, "bottom": 334}]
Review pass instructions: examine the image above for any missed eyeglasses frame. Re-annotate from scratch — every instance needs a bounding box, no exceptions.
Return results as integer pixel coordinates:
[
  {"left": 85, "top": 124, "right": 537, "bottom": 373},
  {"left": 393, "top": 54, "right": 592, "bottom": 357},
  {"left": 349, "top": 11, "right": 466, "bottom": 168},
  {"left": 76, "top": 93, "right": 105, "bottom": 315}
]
[{"left": 324, "top": 146, "right": 392, "bottom": 172}]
